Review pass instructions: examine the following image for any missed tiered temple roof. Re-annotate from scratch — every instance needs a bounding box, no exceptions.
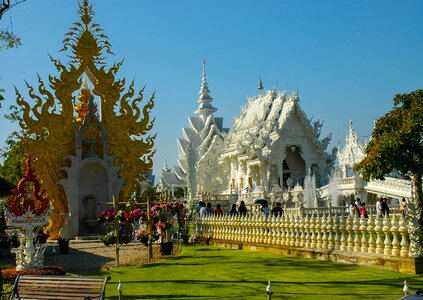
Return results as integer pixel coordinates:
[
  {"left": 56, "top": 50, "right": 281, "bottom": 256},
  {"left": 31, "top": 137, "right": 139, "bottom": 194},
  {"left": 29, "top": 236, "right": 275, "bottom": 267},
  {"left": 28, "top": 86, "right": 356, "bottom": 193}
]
[{"left": 160, "top": 62, "right": 227, "bottom": 190}]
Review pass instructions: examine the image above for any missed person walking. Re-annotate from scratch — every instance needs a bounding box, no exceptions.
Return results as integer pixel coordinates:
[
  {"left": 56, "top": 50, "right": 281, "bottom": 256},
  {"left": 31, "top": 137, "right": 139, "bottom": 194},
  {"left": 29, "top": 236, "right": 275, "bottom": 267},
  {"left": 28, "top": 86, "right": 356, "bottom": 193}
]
[
  {"left": 238, "top": 201, "right": 247, "bottom": 217},
  {"left": 271, "top": 202, "right": 283, "bottom": 217},
  {"left": 206, "top": 202, "right": 214, "bottom": 215},
  {"left": 261, "top": 203, "right": 270, "bottom": 218},
  {"left": 349, "top": 201, "right": 356, "bottom": 218},
  {"left": 229, "top": 204, "right": 238, "bottom": 216},
  {"left": 381, "top": 197, "right": 390, "bottom": 217},
  {"left": 400, "top": 198, "right": 408, "bottom": 217},
  {"left": 360, "top": 203, "right": 368, "bottom": 218},
  {"left": 376, "top": 198, "right": 383, "bottom": 217},
  {"left": 215, "top": 203, "right": 222, "bottom": 217}
]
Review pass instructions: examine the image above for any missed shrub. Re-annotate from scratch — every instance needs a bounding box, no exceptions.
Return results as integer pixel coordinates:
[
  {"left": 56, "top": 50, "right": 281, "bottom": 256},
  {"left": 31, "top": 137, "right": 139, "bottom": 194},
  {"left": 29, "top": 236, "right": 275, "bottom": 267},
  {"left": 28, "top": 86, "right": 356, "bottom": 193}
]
[{"left": 1, "top": 266, "right": 66, "bottom": 284}]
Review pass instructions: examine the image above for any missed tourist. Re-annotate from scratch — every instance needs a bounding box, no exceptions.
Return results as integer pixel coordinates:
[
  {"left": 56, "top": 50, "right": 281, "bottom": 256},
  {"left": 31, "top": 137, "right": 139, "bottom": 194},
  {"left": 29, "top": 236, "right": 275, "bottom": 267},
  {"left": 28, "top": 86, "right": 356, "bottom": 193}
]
[
  {"left": 199, "top": 203, "right": 208, "bottom": 216},
  {"left": 195, "top": 201, "right": 205, "bottom": 214},
  {"left": 400, "top": 198, "right": 408, "bottom": 217},
  {"left": 215, "top": 203, "right": 222, "bottom": 217},
  {"left": 206, "top": 202, "right": 214, "bottom": 215},
  {"left": 360, "top": 203, "right": 368, "bottom": 218},
  {"left": 349, "top": 201, "right": 356, "bottom": 218},
  {"left": 376, "top": 198, "right": 383, "bottom": 217},
  {"left": 271, "top": 202, "right": 283, "bottom": 217},
  {"left": 229, "top": 204, "right": 238, "bottom": 216},
  {"left": 355, "top": 198, "right": 362, "bottom": 218},
  {"left": 262, "top": 203, "right": 270, "bottom": 218},
  {"left": 381, "top": 197, "right": 390, "bottom": 217},
  {"left": 238, "top": 201, "right": 247, "bottom": 217}
]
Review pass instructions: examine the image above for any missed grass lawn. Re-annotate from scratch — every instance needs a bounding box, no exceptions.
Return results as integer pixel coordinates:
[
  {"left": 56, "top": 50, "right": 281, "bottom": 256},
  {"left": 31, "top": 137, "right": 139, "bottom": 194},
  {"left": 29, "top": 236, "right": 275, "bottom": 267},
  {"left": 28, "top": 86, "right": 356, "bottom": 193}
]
[{"left": 86, "top": 244, "right": 423, "bottom": 299}]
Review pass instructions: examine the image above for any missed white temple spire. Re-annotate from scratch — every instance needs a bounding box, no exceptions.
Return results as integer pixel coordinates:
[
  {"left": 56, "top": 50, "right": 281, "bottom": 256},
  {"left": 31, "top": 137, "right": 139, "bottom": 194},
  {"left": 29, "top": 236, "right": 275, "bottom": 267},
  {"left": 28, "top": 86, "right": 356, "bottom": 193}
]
[
  {"left": 195, "top": 60, "right": 217, "bottom": 117},
  {"left": 162, "top": 155, "right": 171, "bottom": 173},
  {"left": 258, "top": 76, "right": 264, "bottom": 90}
]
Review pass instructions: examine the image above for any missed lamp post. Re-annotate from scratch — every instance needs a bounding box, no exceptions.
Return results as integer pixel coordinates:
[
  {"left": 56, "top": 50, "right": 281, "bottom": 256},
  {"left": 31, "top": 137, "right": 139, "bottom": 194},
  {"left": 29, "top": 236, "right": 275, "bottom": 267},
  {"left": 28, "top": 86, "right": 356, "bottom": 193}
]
[
  {"left": 266, "top": 280, "right": 273, "bottom": 300},
  {"left": 147, "top": 195, "right": 153, "bottom": 261},
  {"left": 118, "top": 280, "right": 123, "bottom": 300},
  {"left": 113, "top": 195, "right": 120, "bottom": 268}
]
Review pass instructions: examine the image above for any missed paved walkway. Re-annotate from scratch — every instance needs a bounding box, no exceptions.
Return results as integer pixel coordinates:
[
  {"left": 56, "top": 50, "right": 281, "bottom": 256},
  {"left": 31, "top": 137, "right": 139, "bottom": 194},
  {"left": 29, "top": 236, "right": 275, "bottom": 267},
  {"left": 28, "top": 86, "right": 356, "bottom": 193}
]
[{"left": 1, "top": 240, "right": 172, "bottom": 273}]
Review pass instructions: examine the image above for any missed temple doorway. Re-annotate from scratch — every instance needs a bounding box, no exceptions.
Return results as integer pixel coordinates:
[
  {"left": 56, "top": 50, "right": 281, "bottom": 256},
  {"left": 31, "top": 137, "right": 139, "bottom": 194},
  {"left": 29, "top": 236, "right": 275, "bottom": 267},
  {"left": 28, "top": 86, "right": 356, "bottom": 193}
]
[
  {"left": 283, "top": 146, "right": 306, "bottom": 187},
  {"left": 78, "top": 163, "right": 109, "bottom": 235}
]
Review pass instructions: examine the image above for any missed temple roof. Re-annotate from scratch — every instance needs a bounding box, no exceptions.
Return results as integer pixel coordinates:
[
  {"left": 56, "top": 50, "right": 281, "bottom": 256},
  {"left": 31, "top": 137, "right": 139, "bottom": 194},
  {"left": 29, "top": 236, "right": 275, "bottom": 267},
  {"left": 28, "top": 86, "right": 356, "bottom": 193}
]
[
  {"left": 160, "top": 169, "right": 185, "bottom": 187},
  {"left": 337, "top": 121, "right": 365, "bottom": 168},
  {"left": 222, "top": 89, "right": 326, "bottom": 158}
]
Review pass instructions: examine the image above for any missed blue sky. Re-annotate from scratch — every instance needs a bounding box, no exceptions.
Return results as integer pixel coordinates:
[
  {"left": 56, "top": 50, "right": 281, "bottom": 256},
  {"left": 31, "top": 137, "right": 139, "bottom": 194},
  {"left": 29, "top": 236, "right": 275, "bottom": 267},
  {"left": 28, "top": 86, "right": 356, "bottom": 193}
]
[{"left": 1, "top": 0, "right": 422, "bottom": 180}]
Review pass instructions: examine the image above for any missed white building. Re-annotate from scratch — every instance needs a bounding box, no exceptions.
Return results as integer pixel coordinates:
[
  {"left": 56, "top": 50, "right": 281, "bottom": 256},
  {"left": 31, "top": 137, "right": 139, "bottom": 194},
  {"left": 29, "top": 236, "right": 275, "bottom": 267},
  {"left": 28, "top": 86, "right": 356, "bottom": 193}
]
[{"left": 220, "top": 86, "right": 336, "bottom": 203}]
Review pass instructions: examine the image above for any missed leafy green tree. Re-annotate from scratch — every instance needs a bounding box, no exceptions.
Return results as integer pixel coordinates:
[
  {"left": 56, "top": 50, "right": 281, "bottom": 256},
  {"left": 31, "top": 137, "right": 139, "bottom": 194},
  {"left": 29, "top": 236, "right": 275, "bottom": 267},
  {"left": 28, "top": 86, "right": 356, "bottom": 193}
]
[
  {"left": 0, "top": 105, "right": 24, "bottom": 184},
  {"left": 355, "top": 90, "right": 423, "bottom": 225},
  {"left": 0, "top": 29, "right": 21, "bottom": 50}
]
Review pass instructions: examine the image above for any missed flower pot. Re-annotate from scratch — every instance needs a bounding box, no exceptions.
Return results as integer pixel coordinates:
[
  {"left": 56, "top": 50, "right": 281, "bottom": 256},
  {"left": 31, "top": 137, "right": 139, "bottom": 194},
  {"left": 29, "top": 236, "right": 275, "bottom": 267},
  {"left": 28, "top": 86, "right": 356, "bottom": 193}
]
[
  {"left": 58, "top": 239, "right": 69, "bottom": 254},
  {"left": 160, "top": 242, "right": 173, "bottom": 255}
]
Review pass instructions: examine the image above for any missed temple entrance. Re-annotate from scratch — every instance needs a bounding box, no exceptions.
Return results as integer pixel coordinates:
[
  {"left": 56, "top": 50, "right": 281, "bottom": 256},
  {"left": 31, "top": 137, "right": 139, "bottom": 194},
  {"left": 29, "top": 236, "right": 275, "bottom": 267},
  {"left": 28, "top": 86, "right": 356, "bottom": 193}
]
[
  {"left": 283, "top": 146, "right": 306, "bottom": 187},
  {"left": 78, "top": 163, "right": 109, "bottom": 235}
]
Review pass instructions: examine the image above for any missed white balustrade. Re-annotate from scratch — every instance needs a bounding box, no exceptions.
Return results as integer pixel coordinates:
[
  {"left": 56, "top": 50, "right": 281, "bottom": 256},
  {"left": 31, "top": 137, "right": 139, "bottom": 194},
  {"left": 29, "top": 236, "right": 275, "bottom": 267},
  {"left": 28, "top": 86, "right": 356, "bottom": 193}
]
[
  {"left": 399, "top": 217, "right": 409, "bottom": 257},
  {"left": 367, "top": 215, "right": 376, "bottom": 254},
  {"left": 383, "top": 216, "right": 392, "bottom": 255},
  {"left": 360, "top": 216, "right": 368, "bottom": 253},
  {"left": 194, "top": 206, "right": 419, "bottom": 259},
  {"left": 391, "top": 215, "right": 400, "bottom": 257}
]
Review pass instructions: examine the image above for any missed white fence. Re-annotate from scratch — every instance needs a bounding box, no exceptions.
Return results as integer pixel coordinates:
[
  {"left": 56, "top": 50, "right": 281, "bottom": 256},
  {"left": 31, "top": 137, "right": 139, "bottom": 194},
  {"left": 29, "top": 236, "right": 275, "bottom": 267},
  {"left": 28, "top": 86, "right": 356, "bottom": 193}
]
[{"left": 194, "top": 208, "right": 421, "bottom": 258}]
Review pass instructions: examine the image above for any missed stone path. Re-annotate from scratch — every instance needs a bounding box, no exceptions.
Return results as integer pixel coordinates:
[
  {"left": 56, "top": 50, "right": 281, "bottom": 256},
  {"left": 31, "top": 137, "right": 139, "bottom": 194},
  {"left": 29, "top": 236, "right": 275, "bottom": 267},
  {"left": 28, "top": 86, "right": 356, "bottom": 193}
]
[{"left": 1, "top": 240, "right": 176, "bottom": 273}]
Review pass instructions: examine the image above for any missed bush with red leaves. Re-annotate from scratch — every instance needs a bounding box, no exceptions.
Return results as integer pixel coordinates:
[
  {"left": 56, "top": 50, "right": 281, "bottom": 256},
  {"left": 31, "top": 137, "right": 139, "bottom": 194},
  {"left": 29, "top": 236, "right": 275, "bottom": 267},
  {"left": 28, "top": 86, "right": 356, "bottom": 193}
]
[{"left": 1, "top": 266, "right": 66, "bottom": 284}]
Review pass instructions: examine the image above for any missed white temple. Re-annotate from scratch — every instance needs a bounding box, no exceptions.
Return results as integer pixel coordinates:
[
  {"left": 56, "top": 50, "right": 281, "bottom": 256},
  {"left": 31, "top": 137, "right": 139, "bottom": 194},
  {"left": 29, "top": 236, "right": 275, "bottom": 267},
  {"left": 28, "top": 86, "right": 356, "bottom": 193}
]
[{"left": 160, "top": 69, "right": 413, "bottom": 207}]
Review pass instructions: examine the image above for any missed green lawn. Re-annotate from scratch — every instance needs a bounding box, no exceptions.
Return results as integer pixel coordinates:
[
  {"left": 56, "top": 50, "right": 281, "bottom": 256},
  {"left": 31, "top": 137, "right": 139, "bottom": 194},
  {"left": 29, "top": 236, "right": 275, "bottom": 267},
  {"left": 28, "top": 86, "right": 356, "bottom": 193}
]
[{"left": 86, "top": 244, "right": 423, "bottom": 299}]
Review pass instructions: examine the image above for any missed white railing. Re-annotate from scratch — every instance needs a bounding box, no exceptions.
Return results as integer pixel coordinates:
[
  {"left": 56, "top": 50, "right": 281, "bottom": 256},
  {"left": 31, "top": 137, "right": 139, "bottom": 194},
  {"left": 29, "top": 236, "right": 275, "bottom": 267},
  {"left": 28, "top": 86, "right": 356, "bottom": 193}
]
[{"left": 194, "top": 209, "right": 420, "bottom": 258}]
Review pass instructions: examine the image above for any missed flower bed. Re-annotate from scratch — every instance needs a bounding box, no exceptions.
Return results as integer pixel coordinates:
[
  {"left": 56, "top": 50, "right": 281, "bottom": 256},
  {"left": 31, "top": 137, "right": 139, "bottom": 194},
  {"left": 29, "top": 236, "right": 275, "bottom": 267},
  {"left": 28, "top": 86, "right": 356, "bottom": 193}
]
[{"left": 1, "top": 266, "right": 66, "bottom": 284}]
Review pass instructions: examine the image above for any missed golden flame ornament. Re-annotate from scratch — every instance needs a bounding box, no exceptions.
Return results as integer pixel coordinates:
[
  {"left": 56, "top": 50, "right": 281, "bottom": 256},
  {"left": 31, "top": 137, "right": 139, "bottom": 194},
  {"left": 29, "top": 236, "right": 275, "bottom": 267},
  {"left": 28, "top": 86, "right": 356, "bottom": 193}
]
[{"left": 14, "top": 0, "right": 156, "bottom": 238}]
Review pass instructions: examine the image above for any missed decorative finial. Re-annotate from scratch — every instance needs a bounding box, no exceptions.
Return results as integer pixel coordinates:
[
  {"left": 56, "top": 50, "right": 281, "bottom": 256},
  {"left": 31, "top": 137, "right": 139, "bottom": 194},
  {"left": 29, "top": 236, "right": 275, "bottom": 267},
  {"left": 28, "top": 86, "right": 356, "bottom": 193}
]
[
  {"left": 195, "top": 59, "right": 217, "bottom": 116},
  {"left": 258, "top": 76, "right": 263, "bottom": 90},
  {"left": 162, "top": 155, "right": 171, "bottom": 173},
  {"left": 78, "top": 0, "right": 94, "bottom": 26},
  {"left": 81, "top": 78, "right": 89, "bottom": 90}
]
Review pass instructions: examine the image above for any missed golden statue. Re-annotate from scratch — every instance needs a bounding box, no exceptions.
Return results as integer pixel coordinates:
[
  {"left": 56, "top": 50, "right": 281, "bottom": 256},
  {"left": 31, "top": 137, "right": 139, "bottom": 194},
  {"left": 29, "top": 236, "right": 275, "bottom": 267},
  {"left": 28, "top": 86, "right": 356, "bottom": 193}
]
[
  {"left": 74, "top": 79, "right": 94, "bottom": 121},
  {"left": 14, "top": 0, "right": 156, "bottom": 238}
]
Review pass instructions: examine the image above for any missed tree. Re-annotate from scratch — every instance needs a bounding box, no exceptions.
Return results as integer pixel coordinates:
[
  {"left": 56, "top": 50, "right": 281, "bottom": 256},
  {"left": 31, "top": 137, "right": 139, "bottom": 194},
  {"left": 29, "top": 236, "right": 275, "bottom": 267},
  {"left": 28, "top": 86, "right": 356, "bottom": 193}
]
[
  {"left": 0, "top": 1, "right": 25, "bottom": 102},
  {"left": 0, "top": 105, "right": 24, "bottom": 184},
  {"left": 355, "top": 89, "right": 423, "bottom": 226},
  {"left": 0, "top": 0, "right": 25, "bottom": 50}
]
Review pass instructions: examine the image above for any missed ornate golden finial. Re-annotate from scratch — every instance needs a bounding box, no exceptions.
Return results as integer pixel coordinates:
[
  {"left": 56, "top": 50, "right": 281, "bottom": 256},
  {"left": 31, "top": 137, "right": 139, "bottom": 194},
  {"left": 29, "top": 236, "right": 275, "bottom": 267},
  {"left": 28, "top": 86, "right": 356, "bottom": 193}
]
[{"left": 78, "top": 0, "right": 94, "bottom": 26}]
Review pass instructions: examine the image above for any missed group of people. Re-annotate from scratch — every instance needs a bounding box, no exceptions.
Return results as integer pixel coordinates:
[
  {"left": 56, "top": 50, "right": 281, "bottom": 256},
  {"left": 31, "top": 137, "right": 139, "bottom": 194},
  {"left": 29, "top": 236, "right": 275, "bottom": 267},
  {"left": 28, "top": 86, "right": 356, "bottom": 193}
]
[
  {"left": 349, "top": 196, "right": 408, "bottom": 218},
  {"left": 261, "top": 202, "right": 283, "bottom": 218},
  {"left": 195, "top": 200, "right": 284, "bottom": 218},
  {"left": 375, "top": 197, "right": 391, "bottom": 217},
  {"left": 195, "top": 201, "right": 248, "bottom": 217},
  {"left": 349, "top": 198, "right": 369, "bottom": 218}
]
